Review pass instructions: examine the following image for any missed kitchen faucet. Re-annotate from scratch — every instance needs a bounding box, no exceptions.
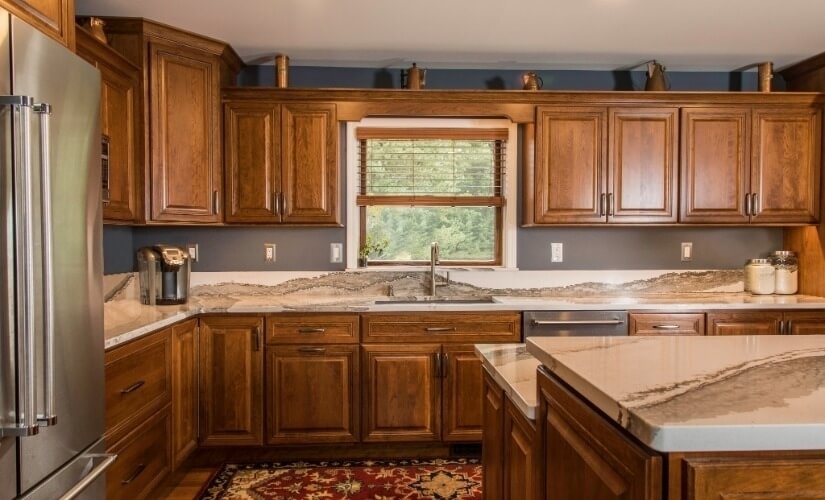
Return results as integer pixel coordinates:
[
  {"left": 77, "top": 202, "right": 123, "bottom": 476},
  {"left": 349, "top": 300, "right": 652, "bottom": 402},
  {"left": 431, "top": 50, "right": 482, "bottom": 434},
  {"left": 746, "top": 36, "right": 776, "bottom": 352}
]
[{"left": 429, "top": 242, "right": 449, "bottom": 296}]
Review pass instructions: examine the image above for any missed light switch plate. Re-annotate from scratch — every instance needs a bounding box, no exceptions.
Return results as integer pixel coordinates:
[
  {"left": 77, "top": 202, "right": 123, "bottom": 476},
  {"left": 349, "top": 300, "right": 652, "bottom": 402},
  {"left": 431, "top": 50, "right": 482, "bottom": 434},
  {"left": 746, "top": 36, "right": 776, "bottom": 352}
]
[
  {"left": 264, "top": 243, "right": 276, "bottom": 263},
  {"left": 330, "top": 243, "right": 343, "bottom": 263},
  {"left": 551, "top": 243, "right": 563, "bottom": 263},
  {"left": 186, "top": 243, "right": 198, "bottom": 262},
  {"left": 681, "top": 242, "right": 693, "bottom": 262}
]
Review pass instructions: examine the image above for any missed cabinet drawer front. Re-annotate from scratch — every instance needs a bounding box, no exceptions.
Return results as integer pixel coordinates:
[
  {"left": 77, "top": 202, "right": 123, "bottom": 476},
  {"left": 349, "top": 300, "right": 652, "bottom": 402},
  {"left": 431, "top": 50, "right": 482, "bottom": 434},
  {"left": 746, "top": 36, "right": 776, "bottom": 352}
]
[
  {"left": 629, "top": 313, "right": 705, "bottom": 336},
  {"left": 105, "top": 329, "right": 170, "bottom": 439},
  {"left": 107, "top": 408, "right": 171, "bottom": 500},
  {"left": 362, "top": 312, "right": 521, "bottom": 343},
  {"left": 266, "top": 314, "right": 359, "bottom": 344}
]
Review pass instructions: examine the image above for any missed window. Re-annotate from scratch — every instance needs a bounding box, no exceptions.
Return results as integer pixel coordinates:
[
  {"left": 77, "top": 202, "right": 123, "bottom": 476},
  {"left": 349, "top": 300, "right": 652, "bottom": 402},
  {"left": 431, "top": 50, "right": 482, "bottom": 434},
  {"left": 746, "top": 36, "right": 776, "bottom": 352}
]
[{"left": 346, "top": 119, "right": 517, "bottom": 268}]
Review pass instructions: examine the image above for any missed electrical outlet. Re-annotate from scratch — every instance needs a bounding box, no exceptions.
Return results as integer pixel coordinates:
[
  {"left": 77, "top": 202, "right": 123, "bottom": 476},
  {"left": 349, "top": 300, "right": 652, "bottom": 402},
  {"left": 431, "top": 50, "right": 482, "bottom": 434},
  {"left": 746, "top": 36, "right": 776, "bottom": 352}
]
[
  {"left": 264, "top": 243, "right": 276, "bottom": 263},
  {"left": 186, "top": 243, "right": 199, "bottom": 263},
  {"left": 681, "top": 242, "right": 693, "bottom": 262},
  {"left": 330, "top": 243, "right": 343, "bottom": 263},
  {"left": 551, "top": 243, "right": 563, "bottom": 263}
]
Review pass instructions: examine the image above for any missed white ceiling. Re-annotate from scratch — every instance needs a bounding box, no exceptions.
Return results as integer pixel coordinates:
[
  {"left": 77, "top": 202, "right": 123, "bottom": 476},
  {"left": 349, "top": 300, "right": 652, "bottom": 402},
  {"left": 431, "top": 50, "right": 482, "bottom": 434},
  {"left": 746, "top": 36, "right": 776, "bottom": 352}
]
[{"left": 76, "top": 0, "right": 825, "bottom": 71}]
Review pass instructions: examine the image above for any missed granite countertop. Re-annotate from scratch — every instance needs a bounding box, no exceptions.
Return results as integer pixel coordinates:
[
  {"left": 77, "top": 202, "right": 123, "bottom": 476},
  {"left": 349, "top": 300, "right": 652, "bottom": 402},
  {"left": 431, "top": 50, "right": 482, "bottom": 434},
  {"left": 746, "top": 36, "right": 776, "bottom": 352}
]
[
  {"left": 526, "top": 335, "right": 825, "bottom": 452},
  {"left": 475, "top": 344, "right": 540, "bottom": 419}
]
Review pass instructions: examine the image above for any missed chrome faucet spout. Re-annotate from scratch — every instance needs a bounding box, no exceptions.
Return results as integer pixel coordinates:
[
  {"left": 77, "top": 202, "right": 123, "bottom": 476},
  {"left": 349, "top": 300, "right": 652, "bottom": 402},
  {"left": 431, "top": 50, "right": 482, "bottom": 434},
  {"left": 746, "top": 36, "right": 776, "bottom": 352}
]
[{"left": 429, "top": 242, "right": 448, "bottom": 296}]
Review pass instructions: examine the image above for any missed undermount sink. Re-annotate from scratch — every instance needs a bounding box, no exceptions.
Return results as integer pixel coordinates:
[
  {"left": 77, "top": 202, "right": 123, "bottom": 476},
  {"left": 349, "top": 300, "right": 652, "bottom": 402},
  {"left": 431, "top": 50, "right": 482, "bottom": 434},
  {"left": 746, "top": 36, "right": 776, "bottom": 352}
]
[{"left": 373, "top": 296, "right": 497, "bottom": 305}]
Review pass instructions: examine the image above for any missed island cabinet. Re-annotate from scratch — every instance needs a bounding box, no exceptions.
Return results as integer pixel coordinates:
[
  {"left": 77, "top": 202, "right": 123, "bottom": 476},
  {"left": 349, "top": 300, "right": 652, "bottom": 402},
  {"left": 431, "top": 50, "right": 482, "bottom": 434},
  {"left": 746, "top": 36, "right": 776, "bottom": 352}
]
[
  {"left": 100, "top": 18, "right": 243, "bottom": 223},
  {"left": 264, "top": 313, "right": 360, "bottom": 444},
  {"left": 199, "top": 315, "right": 264, "bottom": 446},
  {"left": 360, "top": 312, "right": 520, "bottom": 442},
  {"left": 1, "top": 0, "right": 73, "bottom": 48},
  {"left": 706, "top": 311, "right": 825, "bottom": 335},
  {"left": 223, "top": 99, "right": 339, "bottom": 225},
  {"left": 75, "top": 26, "right": 142, "bottom": 223},
  {"left": 170, "top": 318, "right": 198, "bottom": 469},
  {"left": 532, "top": 106, "right": 679, "bottom": 224},
  {"left": 682, "top": 105, "right": 821, "bottom": 224},
  {"left": 482, "top": 370, "right": 505, "bottom": 500},
  {"left": 629, "top": 313, "right": 705, "bottom": 336}
]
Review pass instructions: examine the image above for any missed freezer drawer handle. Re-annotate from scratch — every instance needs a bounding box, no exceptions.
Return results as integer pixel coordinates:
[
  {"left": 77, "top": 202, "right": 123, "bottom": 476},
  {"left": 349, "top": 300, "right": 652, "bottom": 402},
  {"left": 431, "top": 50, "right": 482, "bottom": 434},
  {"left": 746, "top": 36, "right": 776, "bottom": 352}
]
[
  {"left": 121, "top": 463, "right": 147, "bottom": 485},
  {"left": 59, "top": 453, "right": 117, "bottom": 500},
  {"left": 531, "top": 320, "right": 624, "bottom": 326},
  {"left": 120, "top": 380, "right": 145, "bottom": 394}
]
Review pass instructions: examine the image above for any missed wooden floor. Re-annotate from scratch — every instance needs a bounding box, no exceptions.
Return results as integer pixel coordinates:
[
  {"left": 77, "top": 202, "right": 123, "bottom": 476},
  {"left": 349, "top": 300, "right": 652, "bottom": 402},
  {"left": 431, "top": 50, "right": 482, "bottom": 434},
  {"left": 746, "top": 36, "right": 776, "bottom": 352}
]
[{"left": 153, "top": 466, "right": 215, "bottom": 500}]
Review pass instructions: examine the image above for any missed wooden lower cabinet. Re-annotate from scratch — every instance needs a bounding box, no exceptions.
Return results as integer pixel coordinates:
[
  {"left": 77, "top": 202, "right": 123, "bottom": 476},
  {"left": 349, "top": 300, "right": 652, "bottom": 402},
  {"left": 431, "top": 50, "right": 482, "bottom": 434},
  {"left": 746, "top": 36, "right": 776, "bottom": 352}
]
[
  {"left": 106, "top": 406, "right": 171, "bottom": 500},
  {"left": 629, "top": 313, "right": 705, "bottom": 336},
  {"left": 706, "top": 311, "right": 782, "bottom": 335},
  {"left": 442, "top": 345, "right": 484, "bottom": 442},
  {"left": 503, "top": 395, "right": 538, "bottom": 500},
  {"left": 539, "top": 368, "right": 662, "bottom": 500},
  {"left": 482, "top": 369, "right": 505, "bottom": 500},
  {"left": 361, "top": 344, "right": 441, "bottom": 442},
  {"left": 199, "top": 316, "right": 264, "bottom": 446},
  {"left": 784, "top": 311, "right": 825, "bottom": 335},
  {"left": 170, "top": 319, "right": 198, "bottom": 469},
  {"left": 266, "top": 344, "right": 359, "bottom": 444}
]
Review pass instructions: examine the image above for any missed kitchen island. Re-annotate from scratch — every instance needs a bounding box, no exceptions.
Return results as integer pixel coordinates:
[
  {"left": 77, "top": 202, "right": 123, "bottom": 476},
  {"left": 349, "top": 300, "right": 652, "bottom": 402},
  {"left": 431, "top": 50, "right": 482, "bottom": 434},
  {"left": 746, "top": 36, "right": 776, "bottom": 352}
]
[{"left": 526, "top": 335, "right": 825, "bottom": 499}]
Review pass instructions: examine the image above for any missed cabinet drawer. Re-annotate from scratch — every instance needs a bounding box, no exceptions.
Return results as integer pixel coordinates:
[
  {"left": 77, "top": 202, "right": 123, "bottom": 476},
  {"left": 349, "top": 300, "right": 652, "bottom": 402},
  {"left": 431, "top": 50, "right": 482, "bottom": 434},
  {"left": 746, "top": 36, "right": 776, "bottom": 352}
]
[
  {"left": 105, "top": 329, "right": 171, "bottom": 440},
  {"left": 266, "top": 313, "right": 359, "bottom": 344},
  {"left": 629, "top": 313, "right": 705, "bottom": 336},
  {"left": 107, "top": 407, "right": 171, "bottom": 500},
  {"left": 362, "top": 312, "right": 521, "bottom": 343}
]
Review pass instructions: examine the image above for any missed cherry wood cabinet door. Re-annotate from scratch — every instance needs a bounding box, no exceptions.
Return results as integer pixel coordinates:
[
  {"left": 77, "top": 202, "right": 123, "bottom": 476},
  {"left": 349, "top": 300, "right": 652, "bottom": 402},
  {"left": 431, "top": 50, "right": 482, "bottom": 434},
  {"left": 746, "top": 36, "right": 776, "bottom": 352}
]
[
  {"left": 706, "top": 312, "right": 782, "bottom": 336},
  {"left": 266, "top": 345, "right": 359, "bottom": 444},
  {"left": 534, "top": 106, "right": 608, "bottom": 223},
  {"left": 442, "top": 345, "right": 483, "bottom": 442},
  {"left": 539, "top": 369, "right": 662, "bottom": 500},
  {"left": 751, "top": 107, "right": 821, "bottom": 223},
  {"left": 224, "top": 103, "right": 281, "bottom": 222},
  {"left": 629, "top": 313, "right": 705, "bottom": 336},
  {"left": 0, "top": 0, "right": 73, "bottom": 48},
  {"left": 608, "top": 108, "right": 678, "bottom": 223},
  {"left": 280, "top": 103, "right": 339, "bottom": 224},
  {"left": 170, "top": 319, "right": 198, "bottom": 470},
  {"left": 680, "top": 108, "right": 751, "bottom": 223},
  {"left": 504, "top": 397, "right": 539, "bottom": 500},
  {"left": 149, "top": 41, "right": 222, "bottom": 222},
  {"left": 199, "top": 316, "right": 264, "bottom": 446},
  {"left": 784, "top": 311, "right": 825, "bottom": 335},
  {"left": 361, "top": 344, "right": 441, "bottom": 442},
  {"left": 482, "top": 370, "right": 505, "bottom": 500}
]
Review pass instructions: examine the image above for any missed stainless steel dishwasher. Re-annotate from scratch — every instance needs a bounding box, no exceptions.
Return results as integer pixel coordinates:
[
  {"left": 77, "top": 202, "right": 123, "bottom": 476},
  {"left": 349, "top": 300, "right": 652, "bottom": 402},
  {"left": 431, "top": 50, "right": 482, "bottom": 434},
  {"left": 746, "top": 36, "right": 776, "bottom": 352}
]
[{"left": 523, "top": 311, "right": 628, "bottom": 337}]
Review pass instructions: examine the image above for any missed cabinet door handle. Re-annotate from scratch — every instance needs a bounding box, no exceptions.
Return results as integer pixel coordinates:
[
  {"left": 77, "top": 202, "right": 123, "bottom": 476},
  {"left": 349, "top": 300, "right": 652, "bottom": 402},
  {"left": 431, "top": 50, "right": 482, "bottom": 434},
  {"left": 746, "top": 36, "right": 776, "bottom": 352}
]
[
  {"left": 120, "top": 380, "right": 145, "bottom": 394},
  {"left": 745, "top": 193, "right": 752, "bottom": 216},
  {"left": 441, "top": 353, "right": 449, "bottom": 378},
  {"left": 607, "top": 193, "right": 614, "bottom": 216},
  {"left": 652, "top": 325, "right": 680, "bottom": 330},
  {"left": 121, "top": 463, "right": 146, "bottom": 485},
  {"left": 298, "top": 327, "right": 326, "bottom": 334},
  {"left": 786, "top": 320, "right": 793, "bottom": 335},
  {"left": 253, "top": 326, "right": 261, "bottom": 351},
  {"left": 751, "top": 193, "right": 759, "bottom": 216},
  {"left": 599, "top": 193, "right": 606, "bottom": 216},
  {"left": 273, "top": 191, "right": 280, "bottom": 217},
  {"left": 212, "top": 190, "right": 219, "bottom": 215},
  {"left": 425, "top": 327, "right": 456, "bottom": 332},
  {"left": 298, "top": 347, "right": 326, "bottom": 354},
  {"left": 279, "top": 192, "right": 287, "bottom": 218}
]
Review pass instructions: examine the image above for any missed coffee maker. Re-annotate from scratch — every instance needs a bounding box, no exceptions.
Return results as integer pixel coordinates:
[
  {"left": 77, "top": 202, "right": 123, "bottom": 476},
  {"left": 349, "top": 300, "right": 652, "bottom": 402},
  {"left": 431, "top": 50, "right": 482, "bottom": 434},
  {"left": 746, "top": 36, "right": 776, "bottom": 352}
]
[{"left": 137, "top": 245, "right": 191, "bottom": 305}]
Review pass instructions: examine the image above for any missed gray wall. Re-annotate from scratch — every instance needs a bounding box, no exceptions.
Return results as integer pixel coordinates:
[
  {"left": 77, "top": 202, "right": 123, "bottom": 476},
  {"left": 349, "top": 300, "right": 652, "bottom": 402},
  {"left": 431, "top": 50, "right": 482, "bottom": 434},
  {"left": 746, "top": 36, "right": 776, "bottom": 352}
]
[{"left": 102, "top": 66, "right": 785, "bottom": 274}]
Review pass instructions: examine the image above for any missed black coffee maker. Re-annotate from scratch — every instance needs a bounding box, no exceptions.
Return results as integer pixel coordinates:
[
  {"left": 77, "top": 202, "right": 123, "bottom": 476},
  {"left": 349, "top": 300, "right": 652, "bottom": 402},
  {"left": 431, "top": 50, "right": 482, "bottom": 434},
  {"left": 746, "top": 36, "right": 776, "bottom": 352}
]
[{"left": 136, "top": 245, "right": 191, "bottom": 305}]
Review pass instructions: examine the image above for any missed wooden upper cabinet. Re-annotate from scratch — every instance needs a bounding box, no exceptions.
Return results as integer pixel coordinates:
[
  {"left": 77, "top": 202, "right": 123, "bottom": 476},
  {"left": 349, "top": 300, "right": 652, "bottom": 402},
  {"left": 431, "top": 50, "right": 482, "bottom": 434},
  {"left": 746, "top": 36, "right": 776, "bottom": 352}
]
[
  {"left": 149, "top": 41, "right": 222, "bottom": 222},
  {"left": 199, "top": 316, "right": 263, "bottom": 446},
  {"left": 534, "top": 106, "right": 607, "bottom": 223},
  {"left": 442, "top": 345, "right": 484, "bottom": 442},
  {"left": 680, "top": 108, "right": 750, "bottom": 223},
  {"left": 75, "top": 27, "right": 141, "bottom": 223},
  {"left": 751, "top": 107, "right": 822, "bottom": 223},
  {"left": 706, "top": 311, "right": 782, "bottom": 335},
  {"left": 281, "top": 103, "right": 339, "bottom": 224},
  {"left": 224, "top": 103, "right": 280, "bottom": 222},
  {"left": 608, "top": 107, "right": 678, "bottom": 223},
  {"left": 2, "top": 0, "right": 73, "bottom": 48}
]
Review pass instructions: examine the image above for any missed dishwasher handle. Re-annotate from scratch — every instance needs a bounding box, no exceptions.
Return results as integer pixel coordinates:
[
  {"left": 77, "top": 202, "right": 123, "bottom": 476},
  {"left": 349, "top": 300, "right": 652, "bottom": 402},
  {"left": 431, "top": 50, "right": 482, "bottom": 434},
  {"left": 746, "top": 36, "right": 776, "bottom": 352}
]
[{"left": 531, "top": 319, "right": 625, "bottom": 326}]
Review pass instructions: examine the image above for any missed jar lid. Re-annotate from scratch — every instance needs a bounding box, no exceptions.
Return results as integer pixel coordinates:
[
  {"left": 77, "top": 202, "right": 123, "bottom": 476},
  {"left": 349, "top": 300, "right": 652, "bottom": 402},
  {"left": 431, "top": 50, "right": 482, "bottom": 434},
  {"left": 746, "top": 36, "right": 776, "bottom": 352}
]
[
  {"left": 771, "top": 250, "right": 797, "bottom": 258},
  {"left": 746, "top": 258, "right": 772, "bottom": 265}
]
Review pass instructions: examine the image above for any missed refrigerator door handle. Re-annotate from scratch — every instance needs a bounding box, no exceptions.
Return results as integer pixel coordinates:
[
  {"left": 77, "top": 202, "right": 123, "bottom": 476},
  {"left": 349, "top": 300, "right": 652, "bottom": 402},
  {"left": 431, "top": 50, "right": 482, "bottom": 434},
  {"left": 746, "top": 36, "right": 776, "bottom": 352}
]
[
  {"left": 0, "top": 95, "right": 39, "bottom": 437},
  {"left": 58, "top": 453, "right": 117, "bottom": 500},
  {"left": 34, "top": 102, "right": 56, "bottom": 426}
]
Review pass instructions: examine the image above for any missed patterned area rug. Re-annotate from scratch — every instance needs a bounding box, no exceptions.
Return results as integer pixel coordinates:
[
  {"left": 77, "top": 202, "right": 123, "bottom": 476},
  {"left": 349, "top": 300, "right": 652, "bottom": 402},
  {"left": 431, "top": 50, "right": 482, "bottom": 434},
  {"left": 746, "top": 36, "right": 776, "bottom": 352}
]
[{"left": 198, "top": 458, "right": 482, "bottom": 499}]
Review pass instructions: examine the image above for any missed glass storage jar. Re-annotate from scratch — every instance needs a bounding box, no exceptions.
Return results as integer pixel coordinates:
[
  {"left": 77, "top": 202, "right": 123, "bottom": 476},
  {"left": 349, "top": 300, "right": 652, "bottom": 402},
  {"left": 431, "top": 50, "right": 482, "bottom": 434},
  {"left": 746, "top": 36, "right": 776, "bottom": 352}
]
[
  {"left": 771, "top": 250, "right": 799, "bottom": 295},
  {"left": 745, "top": 258, "right": 775, "bottom": 295}
]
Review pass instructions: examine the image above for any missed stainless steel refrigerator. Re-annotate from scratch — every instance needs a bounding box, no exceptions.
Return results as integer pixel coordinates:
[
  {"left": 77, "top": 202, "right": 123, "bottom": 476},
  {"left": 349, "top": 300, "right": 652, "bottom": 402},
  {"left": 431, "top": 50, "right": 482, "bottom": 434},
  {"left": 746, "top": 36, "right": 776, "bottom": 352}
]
[{"left": 0, "top": 7, "right": 108, "bottom": 500}]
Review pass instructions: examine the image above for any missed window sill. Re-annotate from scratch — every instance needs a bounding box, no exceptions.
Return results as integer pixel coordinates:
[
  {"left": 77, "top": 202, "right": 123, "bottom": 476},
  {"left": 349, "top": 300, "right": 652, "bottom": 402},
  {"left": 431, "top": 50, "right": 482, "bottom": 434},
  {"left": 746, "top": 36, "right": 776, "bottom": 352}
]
[{"left": 345, "top": 265, "right": 519, "bottom": 272}]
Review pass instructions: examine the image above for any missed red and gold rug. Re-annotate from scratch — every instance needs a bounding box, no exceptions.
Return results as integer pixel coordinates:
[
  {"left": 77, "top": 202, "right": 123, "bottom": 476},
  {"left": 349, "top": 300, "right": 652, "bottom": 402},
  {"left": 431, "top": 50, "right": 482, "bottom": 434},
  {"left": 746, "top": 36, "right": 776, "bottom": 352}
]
[{"left": 198, "top": 458, "right": 482, "bottom": 499}]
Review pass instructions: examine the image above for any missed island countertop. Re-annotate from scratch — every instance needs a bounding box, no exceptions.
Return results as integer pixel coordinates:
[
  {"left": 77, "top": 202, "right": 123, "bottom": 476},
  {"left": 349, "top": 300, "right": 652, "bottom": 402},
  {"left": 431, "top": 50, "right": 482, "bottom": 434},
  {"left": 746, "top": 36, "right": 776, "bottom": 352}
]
[{"left": 526, "top": 335, "right": 825, "bottom": 452}]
